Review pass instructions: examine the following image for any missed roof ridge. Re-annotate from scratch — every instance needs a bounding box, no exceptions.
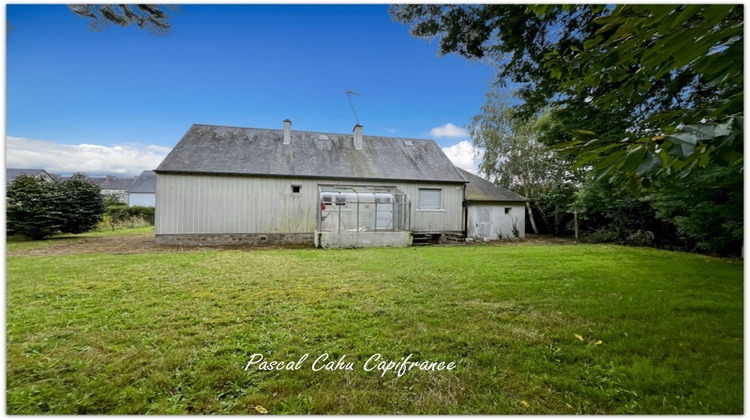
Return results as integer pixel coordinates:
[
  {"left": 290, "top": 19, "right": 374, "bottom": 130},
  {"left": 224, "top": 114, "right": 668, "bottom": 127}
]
[{"left": 189, "top": 123, "right": 435, "bottom": 143}]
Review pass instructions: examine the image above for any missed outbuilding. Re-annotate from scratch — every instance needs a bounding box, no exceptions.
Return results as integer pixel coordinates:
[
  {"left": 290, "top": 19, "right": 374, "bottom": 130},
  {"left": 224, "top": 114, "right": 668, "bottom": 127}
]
[
  {"left": 460, "top": 168, "right": 527, "bottom": 241},
  {"left": 127, "top": 170, "right": 156, "bottom": 207}
]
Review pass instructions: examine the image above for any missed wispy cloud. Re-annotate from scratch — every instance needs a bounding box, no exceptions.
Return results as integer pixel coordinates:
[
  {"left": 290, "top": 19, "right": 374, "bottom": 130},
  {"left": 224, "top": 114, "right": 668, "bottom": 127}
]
[
  {"left": 429, "top": 123, "right": 470, "bottom": 138},
  {"left": 5, "top": 136, "right": 170, "bottom": 176},
  {"left": 442, "top": 140, "right": 483, "bottom": 174}
]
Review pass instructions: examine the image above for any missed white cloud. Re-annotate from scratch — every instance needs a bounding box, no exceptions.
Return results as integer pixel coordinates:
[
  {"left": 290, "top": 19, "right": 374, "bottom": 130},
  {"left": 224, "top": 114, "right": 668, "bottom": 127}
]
[
  {"left": 442, "top": 140, "right": 483, "bottom": 174},
  {"left": 429, "top": 123, "right": 470, "bottom": 138},
  {"left": 5, "top": 136, "right": 171, "bottom": 176}
]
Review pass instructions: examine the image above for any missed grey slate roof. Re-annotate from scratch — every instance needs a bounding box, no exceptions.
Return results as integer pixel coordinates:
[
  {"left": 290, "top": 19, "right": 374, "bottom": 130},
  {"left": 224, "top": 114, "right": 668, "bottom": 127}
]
[
  {"left": 156, "top": 124, "right": 467, "bottom": 183},
  {"left": 459, "top": 168, "right": 527, "bottom": 202},
  {"left": 127, "top": 170, "right": 156, "bottom": 193},
  {"left": 6, "top": 168, "right": 49, "bottom": 184},
  {"left": 88, "top": 176, "right": 136, "bottom": 191}
]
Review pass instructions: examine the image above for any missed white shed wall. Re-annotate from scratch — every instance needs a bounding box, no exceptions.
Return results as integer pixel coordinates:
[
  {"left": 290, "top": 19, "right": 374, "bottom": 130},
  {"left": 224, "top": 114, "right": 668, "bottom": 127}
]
[
  {"left": 155, "top": 173, "right": 464, "bottom": 235},
  {"left": 467, "top": 202, "right": 526, "bottom": 240}
]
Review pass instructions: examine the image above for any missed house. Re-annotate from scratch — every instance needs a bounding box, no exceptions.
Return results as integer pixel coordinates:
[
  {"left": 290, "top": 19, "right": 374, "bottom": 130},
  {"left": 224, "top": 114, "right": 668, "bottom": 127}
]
[
  {"left": 87, "top": 175, "right": 136, "bottom": 202},
  {"left": 6, "top": 168, "right": 55, "bottom": 185},
  {"left": 127, "top": 170, "right": 156, "bottom": 207},
  {"left": 459, "top": 168, "right": 527, "bottom": 241},
  {"left": 154, "top": 121, "right": 475, "bottom": 247}
]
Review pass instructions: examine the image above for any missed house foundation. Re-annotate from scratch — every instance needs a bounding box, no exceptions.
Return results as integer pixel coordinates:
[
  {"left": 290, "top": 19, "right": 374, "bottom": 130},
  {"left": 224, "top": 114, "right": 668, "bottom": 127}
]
[{"left": 314, "top": 230, "right": 412, "bottom": 249}]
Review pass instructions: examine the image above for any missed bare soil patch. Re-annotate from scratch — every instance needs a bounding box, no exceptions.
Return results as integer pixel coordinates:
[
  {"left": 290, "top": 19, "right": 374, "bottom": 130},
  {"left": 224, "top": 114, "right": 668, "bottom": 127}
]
[
  {"left": 7, "top": 234, "right": 298, "bottom": 256},
  {"left": 8, "top": 233, "right": 575, "bottom": 257},
  {"left": 464, "top": 234, "right": 575, "bottom": 247},
  {"left": 9, "top": 234, "right": 168, "bottom": 257}
]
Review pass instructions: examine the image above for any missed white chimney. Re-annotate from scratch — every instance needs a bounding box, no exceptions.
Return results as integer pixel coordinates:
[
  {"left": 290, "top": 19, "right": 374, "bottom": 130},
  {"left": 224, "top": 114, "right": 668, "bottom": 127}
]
[
  {"left": 353, "top": 124, "right": 363, "bottom": 150},
  {"left": 283, "top": 119, "right": 292, "bottom": 145}
]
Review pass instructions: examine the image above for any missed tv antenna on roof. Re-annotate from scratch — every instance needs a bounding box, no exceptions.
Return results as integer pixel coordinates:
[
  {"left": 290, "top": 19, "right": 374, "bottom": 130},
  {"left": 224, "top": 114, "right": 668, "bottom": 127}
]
[{"left": 346, "top": 90, "right": 361, "bottom": 125}]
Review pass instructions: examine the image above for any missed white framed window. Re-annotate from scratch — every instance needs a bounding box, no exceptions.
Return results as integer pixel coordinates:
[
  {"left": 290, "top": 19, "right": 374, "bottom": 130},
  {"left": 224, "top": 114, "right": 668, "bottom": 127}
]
[{"left": 418, "top": 188, "right": 442, "bottom": 210}]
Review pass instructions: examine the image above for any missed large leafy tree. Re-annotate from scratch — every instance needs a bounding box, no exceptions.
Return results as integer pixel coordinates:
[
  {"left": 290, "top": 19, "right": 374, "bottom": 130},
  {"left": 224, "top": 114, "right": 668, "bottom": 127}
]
[
  {"left": 648, "top": 163, "right": 743, "bottom": 255},
  {"left": 391, "top": 4, "right": 743, "bottom": 180},
  {"left": 469, "top": 92, "right": 578, "bottom": 234}
]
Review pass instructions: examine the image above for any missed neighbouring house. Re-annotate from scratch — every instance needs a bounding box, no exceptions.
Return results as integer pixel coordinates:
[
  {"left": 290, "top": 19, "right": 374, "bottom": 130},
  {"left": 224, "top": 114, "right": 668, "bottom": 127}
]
[
  {"left": 88, "top": 175, "right": 136, "bottom": 203},
  {"left": 459, "top": 168, "right": 527, "bottom": 241},
  {"left": 155, "top": 121, "right": 484, "bottom": 247},
  {"left": 127, "top": 170, "right": 156, "bottom": 207},
  {"left": 6, "top": 168, "right": 55, "bottom": 185}
]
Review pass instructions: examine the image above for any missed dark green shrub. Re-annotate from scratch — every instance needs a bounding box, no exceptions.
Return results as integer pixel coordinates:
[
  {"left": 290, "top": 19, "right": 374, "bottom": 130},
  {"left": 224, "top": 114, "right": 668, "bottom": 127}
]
[
  {"left": 6, "top": 173, "right": 105, "bottom": 239},
  {"left": 6, "top": 175, "right": 64, "bottom": 239}
]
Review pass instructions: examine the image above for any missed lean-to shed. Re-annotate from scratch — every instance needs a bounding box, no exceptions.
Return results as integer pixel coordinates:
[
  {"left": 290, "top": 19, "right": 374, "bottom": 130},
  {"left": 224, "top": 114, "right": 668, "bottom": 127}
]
[{"left": 459, "top": 168, "right": 527, "bottom": 241}]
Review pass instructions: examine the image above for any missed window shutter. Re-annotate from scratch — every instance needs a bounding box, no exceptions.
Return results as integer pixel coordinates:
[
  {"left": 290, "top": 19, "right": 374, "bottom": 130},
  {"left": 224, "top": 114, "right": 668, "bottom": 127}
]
[{"left": 418, "top": 189, "right": 441, "bottom": 209}]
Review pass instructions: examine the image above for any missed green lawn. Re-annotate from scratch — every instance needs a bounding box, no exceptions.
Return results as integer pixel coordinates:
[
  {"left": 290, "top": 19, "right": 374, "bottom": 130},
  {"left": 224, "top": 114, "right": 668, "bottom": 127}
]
[{"left": 6, "top": 243, "right": 743, "bottom": 414}]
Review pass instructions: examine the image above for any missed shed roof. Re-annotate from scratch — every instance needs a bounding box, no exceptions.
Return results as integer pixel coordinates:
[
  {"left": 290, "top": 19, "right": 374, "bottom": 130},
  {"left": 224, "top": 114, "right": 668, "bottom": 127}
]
[
  {"left": 156, "top": 124, "right": 467, "bottom": 183},
  {"left": 459, "top": 168, "right": 527, "bottom": 202},
  {"left": 127, "top": 170, "right": 156, "bottom": 193}
]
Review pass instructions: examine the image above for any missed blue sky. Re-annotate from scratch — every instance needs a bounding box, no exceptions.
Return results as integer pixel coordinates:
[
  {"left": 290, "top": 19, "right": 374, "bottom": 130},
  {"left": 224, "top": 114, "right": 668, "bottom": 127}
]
[{"left": 6, "top": 4, "right": 498, "bottom": 176}]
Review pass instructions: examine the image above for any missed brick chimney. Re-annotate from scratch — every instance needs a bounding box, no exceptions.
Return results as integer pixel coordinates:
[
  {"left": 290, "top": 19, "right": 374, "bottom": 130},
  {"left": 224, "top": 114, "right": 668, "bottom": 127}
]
[
  {"left": 283, "top": 119, "right": 292, "bottom": 145},
  {"left": 353, "top": 124, "right": 363, "bottom": 150}
]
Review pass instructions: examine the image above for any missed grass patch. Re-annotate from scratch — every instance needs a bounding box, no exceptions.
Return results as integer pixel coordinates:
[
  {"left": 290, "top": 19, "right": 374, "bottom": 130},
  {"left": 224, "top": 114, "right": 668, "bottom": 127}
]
[
  {"left": 6, "top": 226, "right": 154, "bottom": 252},
  {"left": 6, "top": 244, "right": 742, "bottom": 414}
]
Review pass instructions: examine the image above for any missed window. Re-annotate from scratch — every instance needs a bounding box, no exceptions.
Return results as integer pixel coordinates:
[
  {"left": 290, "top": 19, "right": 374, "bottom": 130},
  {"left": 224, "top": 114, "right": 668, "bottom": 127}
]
[
  {"left": 291, "top": 185, "right": 301, "bottom": 194},
  {"left": 505, "top": 207, "right": 512, "bottom": 214},
  {"left": 418, "top": 188, "right": 442, "bottom": 210}
]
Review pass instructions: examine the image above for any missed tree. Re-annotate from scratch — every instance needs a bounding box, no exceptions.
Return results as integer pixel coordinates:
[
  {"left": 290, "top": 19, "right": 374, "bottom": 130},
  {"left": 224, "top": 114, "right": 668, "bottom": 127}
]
[
  {"left": 6, "top": 174, "right": 106, "bottom": 240},
  {"left": 469, "top": 92, "right": 577, "bottom": 234},
  {"left": 6, "top": 175, "right": 65, "bottom": 239},
  {"left": 68, "top": 5, "right": 174, "bottom": 35},
  {"left": 572, "top": 178, "right": 680, "bottom": 248},
  {"left": 391, "top": 4, "right": 743, "bottom": 180},
  {"left": 58, "top": 174, "right": 107, "bottom": 234},
  {"left": 649, "top": 163, "right": 743, "bottom": 255}
]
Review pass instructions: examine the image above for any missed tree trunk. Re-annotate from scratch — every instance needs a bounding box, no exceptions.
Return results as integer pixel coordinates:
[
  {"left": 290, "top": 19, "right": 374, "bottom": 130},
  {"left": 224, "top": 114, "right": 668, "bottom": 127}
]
[
  {"left": 553, "top": 205, "right": 560, "bottom": 236},
  {"left": 526, "top": 201, "right": 539, "bottom": 234},
  {"left": 521, "top": 182, "right": 539, "bottom": 235}
]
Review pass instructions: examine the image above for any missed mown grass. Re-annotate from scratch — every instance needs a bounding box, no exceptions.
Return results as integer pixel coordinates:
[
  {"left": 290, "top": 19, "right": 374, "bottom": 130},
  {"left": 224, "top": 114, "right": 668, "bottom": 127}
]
[
  {"left": 6, "top": 226, "right": 154, "bottom": 252},
  {"left": 6, "top": 244, "right": 743, "bottom": 414}
]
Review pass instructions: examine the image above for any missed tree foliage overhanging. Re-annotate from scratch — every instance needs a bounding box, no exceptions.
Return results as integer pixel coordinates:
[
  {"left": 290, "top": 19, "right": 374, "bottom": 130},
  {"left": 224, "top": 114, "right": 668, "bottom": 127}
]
[
  {"left": 392, "top": 4, "right": 743, "bottom": 255},
  {"left": 7, "top": 174, "right": 106, "bottom": 240},
  {"left": 68, "top": 4, "right": 174, "bottom": 35},
  {"left": 391, "top": 4, "right": 743, "bottom": 180}
]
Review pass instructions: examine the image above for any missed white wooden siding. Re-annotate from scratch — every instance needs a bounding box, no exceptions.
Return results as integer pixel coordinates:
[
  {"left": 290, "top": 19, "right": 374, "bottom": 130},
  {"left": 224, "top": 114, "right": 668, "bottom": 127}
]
[{"left": 156, "top": 173, "right": 464, "bottom": 234}]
